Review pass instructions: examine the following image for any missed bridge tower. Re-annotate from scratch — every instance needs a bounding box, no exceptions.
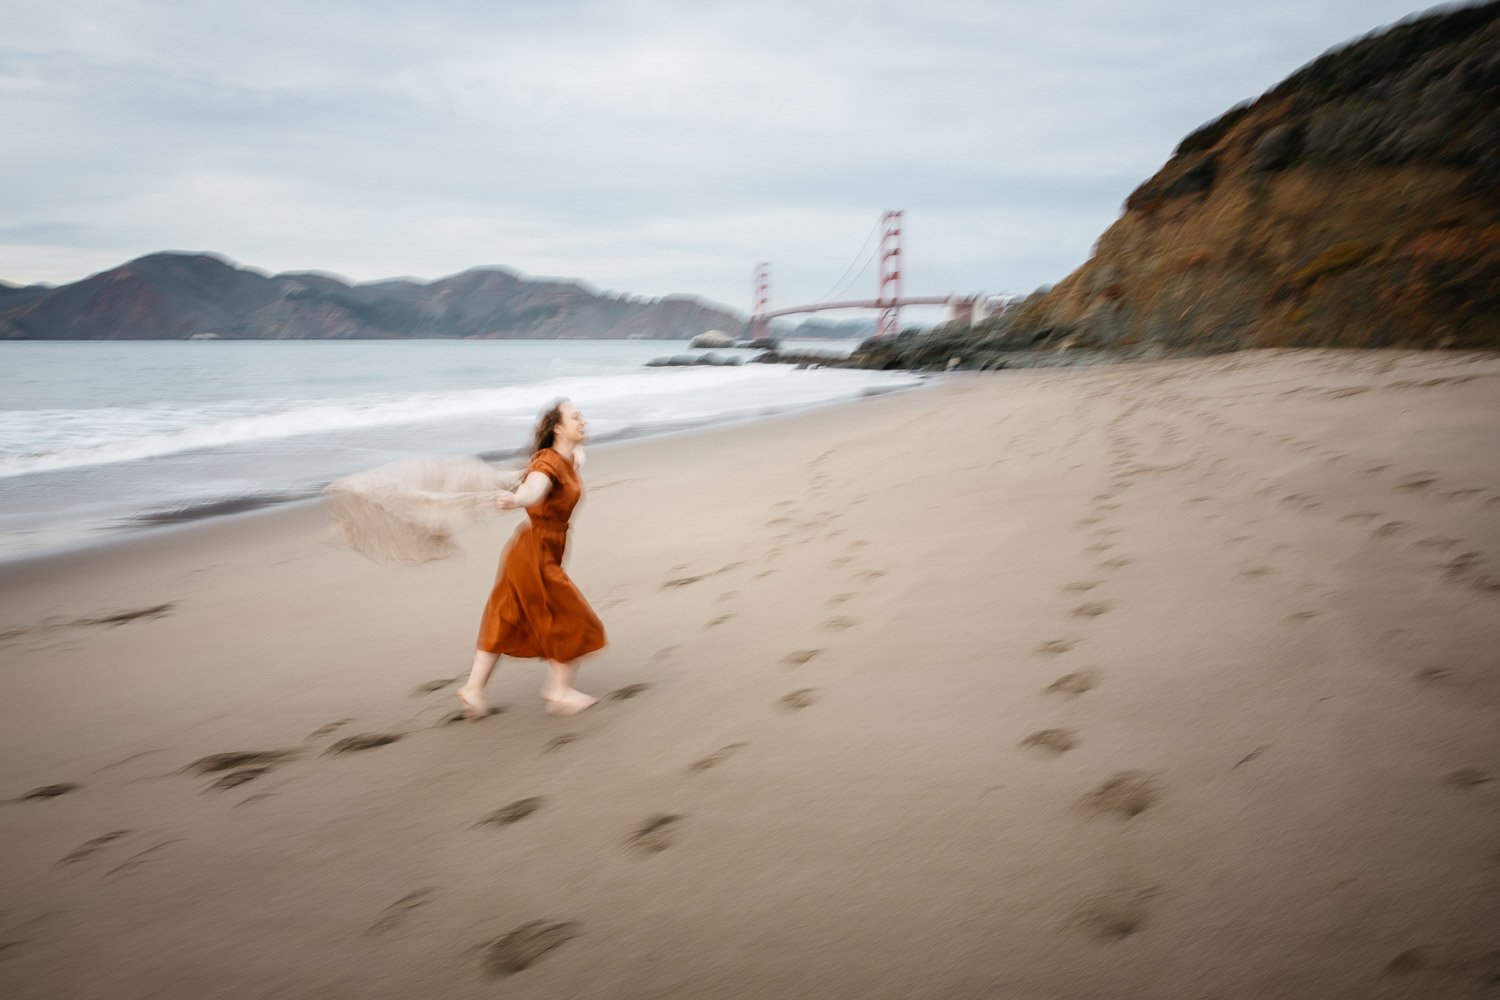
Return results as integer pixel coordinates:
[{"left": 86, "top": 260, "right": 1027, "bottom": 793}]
[
  {"left": 876, "top": 210, "right": 903, "bottom": 339},
  {"left": 750, "top": 261, "right": 771, "bottom": 341}
]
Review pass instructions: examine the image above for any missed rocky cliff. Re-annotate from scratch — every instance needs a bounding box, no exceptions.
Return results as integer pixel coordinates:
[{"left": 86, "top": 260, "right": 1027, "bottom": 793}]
[
  {"left": 0, "top": 252, "right": 745, "bottom": 341},
  {"left": 858, "top": 2, "right": 1500, "bottom": 370}
]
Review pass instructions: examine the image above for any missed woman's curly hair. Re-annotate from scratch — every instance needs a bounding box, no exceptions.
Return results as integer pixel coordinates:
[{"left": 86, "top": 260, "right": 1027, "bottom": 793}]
[{"left": 532, "top": 398, "right": 569, "bottom": 455}]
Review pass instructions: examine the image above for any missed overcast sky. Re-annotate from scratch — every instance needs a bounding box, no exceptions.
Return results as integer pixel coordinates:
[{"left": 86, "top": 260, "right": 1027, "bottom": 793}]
[{"left": 1, "top": 0, "right": 1455, "bottom": 318}]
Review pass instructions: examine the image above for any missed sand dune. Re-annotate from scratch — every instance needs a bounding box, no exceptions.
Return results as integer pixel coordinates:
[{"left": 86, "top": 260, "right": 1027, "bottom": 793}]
[{"left": 2, "top": 350, "right": 1497, "bottom": 999}]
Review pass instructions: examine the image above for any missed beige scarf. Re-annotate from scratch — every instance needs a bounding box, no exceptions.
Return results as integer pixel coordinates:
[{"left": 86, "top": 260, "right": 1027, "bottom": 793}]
[{"left": 323, "top": 456, "right": 525, "bottom": 565}]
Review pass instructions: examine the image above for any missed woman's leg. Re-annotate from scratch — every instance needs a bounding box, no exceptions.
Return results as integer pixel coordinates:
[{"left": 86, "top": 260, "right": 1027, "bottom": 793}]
[
  {"left": 543, "top": 659, "right": 597, "bottom": 714},
  {"left": 457, "top": 649, "right": 500, "bottom": 716}
]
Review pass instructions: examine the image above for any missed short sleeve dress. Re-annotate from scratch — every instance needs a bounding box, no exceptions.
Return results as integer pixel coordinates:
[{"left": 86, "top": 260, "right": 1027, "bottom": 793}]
[{"left": 475, "top": 448, "right": 607, "bottom": 662}]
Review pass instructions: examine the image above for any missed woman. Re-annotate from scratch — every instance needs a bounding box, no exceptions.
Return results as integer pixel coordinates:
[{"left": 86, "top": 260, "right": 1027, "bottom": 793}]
[{"left": 457, "top": 399, "right": 606, "bottom": 717}]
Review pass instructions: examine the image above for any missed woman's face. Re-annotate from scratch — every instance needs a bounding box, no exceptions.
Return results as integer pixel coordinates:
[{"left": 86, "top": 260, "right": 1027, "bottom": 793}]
[{"left": 556, "top": 402, "right": 588, "bottom": 445}]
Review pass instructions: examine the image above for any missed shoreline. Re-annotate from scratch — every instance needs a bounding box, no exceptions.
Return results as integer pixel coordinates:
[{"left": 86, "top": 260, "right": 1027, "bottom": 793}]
[
  {"left": 0, "top": 376, "right": 933, "bottom": 569},
  {"left": 3, "top": 348, "right": 1497, "bottom": 999}
]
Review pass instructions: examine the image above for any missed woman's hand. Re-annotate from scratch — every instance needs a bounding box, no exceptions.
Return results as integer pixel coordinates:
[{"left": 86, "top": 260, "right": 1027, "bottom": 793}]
[{"left": 494, "top": 491, "right": 520, "bottom": 511}]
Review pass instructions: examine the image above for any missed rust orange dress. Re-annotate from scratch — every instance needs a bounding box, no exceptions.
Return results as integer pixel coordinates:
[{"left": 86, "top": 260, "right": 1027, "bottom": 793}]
[{"left": 476, "top": 448, "right": 606, "bottom": 661}]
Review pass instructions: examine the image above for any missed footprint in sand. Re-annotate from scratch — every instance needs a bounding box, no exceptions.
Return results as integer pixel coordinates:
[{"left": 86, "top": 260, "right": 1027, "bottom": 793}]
[
  {"left": 17, "top": 783, "right": 80, "bottom": 801},
  {"left": 182, "top": 751, "right": 298, "bottom": 785},
  {"left": 627, "top": 814, "right": 684, "bottom": 854},
  {"left": 483, "top": 920, "right": 580, "bottom": 978},
  {"left": 1046, "top": 670, "right": 1099, "bottom": 698},
  {"left": 1284, "top": 610, "right": 1321, "bottom": 623},
  {"left": 544, "top": 734, "right": 581, "bottom": 754},
  {"left": 1098, "top": 557, "right": 1132, "bottom": 570},
  {"left": 104, "top": 839, "right": 182, "bottom": 881},
  {"left": 1071, "top": 602, "right": 1111, "bottom": 618},
  {"left": 412, "top": 678, "right": 460, "bottom": 695},
  {"left": 208, "top": 768, "right": 271, "bottom": 791},
  {"left": 441, "top": 706, "right": 503, "bottom": 725},
  {"left": 479, "top": 797, "right": 546, "bottom": 827},
  {"left": 778, "top": 689, "right": 819, "bottom": 711},
  {"left": 0, "top": 602, "right": 177, "bottom": 646},
  {"left": 1086, "top": 543, "right": 1114, "bottom": 553},
  {"left": 56, "top": 830, "right": 132, "bottom": 867},
  {"left": 1339, "top": 511, "right": 1382, "bottom": 522},
  {"left": 782, "top": 649, "right": 821, "bottom": 667},
  {"left": 1385, "top": 949, "right": 1429, "bottom": 976},
  {"left": 1081, "top": 771, "right": 1159, "bottom": 820},
  {"left": 1395, "top": 473, "right": 1439, "bottom": 491},
  {"left": 1372, "top": 521, "right": 1409, "bottom": 538},
  {"left": 1445, "top": 552, "right": 1500, "bottom": 593},
  {"left": 1207, "top": 740, "right": 1264, "bottom": 782},
  {"left": 1071, "top": 886, "right": 1158, "bottom": 941},
  {"left": 233, "top": 793, "right": 276, "bottom": 808},
  {"left": 1443, "top": 767, "right": 1493, "bottom": 790},
  {"left": 606, "top": 683, "right": 650, "bottom": 702},
  {"left": 1019, "top": 729, "right": 1079, "bottom": 755},
  {"left": 307, "top": 719, "right": 355, "bottom": 740},
  {"left": 703, "top": 614, "right": 735, "bottom": 629},
  {"left": 823, "top": 616, "right": 857, "bottom": 630},
  {"left": 1037, "top": 639, "right": 1078, "bottom": 655},
  {"left": 1062, "top": 581, "right": 1102, "bottom": 593},
  {"left": 325, "top": 733, "right": 403, "bottom": 755},
  {"left": 1382, "top": 945, "right": 1500, "bottom": 986},
  {"left": 1413, "top": 536, "right": 1460, "bottom": 551},
  {"left": 1414, "top": 665, "right": 1451, "bottom": 685},
  {"left": 827, "top": 593, "right": 854, "bottom": 606},
  {"left": 365, "top": 888, "right": 439, "bottom": 937},
  {"left": 1239, "top": 566, "right": 1276, "bottom": 579},
  {"left": 689, "top": 743, "right": 749, "bottom": 772}
]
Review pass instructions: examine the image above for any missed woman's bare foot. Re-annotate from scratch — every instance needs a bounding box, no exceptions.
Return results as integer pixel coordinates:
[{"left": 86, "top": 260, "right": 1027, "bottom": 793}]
[
  {"left": 542, "top": 688, "right": 598, "bottom": 716},
  {"left": 456, "top": 686, "right": 488, "bottom": 719}
]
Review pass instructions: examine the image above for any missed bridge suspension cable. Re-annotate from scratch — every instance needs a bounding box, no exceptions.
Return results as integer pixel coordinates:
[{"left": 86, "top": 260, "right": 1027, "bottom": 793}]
[{"left": 811, "top": 215, "right": 883, "bottom": 305}]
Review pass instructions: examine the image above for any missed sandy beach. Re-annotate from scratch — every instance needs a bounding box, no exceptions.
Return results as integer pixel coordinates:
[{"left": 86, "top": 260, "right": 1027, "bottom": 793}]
[{"left": 2, "top": 349, "right": 1497, "bottom": 999}]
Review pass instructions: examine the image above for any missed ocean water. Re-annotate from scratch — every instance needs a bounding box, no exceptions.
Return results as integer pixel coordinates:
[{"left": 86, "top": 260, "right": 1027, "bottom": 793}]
[{"left": 0, "top": 339, "right": 922, "bottom": 559}]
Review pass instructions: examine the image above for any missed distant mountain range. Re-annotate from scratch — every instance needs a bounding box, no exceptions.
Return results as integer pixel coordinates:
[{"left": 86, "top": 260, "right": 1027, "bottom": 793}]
[{"left": 0, "top": 252, "right": 749, "bottom": 341}]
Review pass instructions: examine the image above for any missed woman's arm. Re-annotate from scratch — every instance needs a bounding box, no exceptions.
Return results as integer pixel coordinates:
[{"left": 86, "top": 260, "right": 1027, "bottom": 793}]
[{"left": 494, "top": 470, "right": 553, "bottom": 510}]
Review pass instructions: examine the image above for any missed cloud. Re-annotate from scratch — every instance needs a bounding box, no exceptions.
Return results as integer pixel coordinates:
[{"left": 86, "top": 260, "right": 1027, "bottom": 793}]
[{"left": 0, "top": 0, "right": 1454, "bottom": 312}]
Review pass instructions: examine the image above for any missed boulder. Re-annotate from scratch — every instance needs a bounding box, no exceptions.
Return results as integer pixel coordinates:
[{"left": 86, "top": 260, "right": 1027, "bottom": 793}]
[{"left": 690, "top": 329, "right": 736, "bottom": 348}]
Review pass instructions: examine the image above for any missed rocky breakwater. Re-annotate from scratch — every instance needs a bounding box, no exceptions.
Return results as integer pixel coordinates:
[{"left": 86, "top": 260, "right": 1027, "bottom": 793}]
[
  {"left": 645, "top": 351, "right": 744, "bottom": 367},
  {"left": 850, "top": 3, "right": 1500, "bottom": 372}
]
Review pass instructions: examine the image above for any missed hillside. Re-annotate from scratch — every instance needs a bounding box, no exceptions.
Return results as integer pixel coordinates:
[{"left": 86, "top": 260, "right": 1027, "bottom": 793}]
[
  {"left": 857, "top": 1, "right": 1500, "bottom": 370},
  {"left": 0, "top": 253, "right": 744, "bottom": 341}
]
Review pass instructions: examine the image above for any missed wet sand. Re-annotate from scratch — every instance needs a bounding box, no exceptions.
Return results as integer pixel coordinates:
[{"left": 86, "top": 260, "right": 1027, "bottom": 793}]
[{"left": 2, "top": 349, "right": 1497, "bottom": 999}]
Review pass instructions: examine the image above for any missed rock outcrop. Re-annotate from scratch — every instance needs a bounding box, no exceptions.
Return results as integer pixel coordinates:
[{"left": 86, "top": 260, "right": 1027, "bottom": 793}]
[
  {"left": 863, "top": 2, "right": 1500, "bottom": 371},
  {"left": 689, "top": 330, "right": 737, "bottom": 348},
  {"left": 1007, "top": 2, "right": 1500, "bottom": 354}
]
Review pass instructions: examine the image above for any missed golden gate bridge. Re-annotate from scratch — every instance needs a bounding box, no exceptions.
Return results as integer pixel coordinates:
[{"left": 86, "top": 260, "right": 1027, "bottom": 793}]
[{"left": 749, "top": 210, "right": 990, "bottom": 341}]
